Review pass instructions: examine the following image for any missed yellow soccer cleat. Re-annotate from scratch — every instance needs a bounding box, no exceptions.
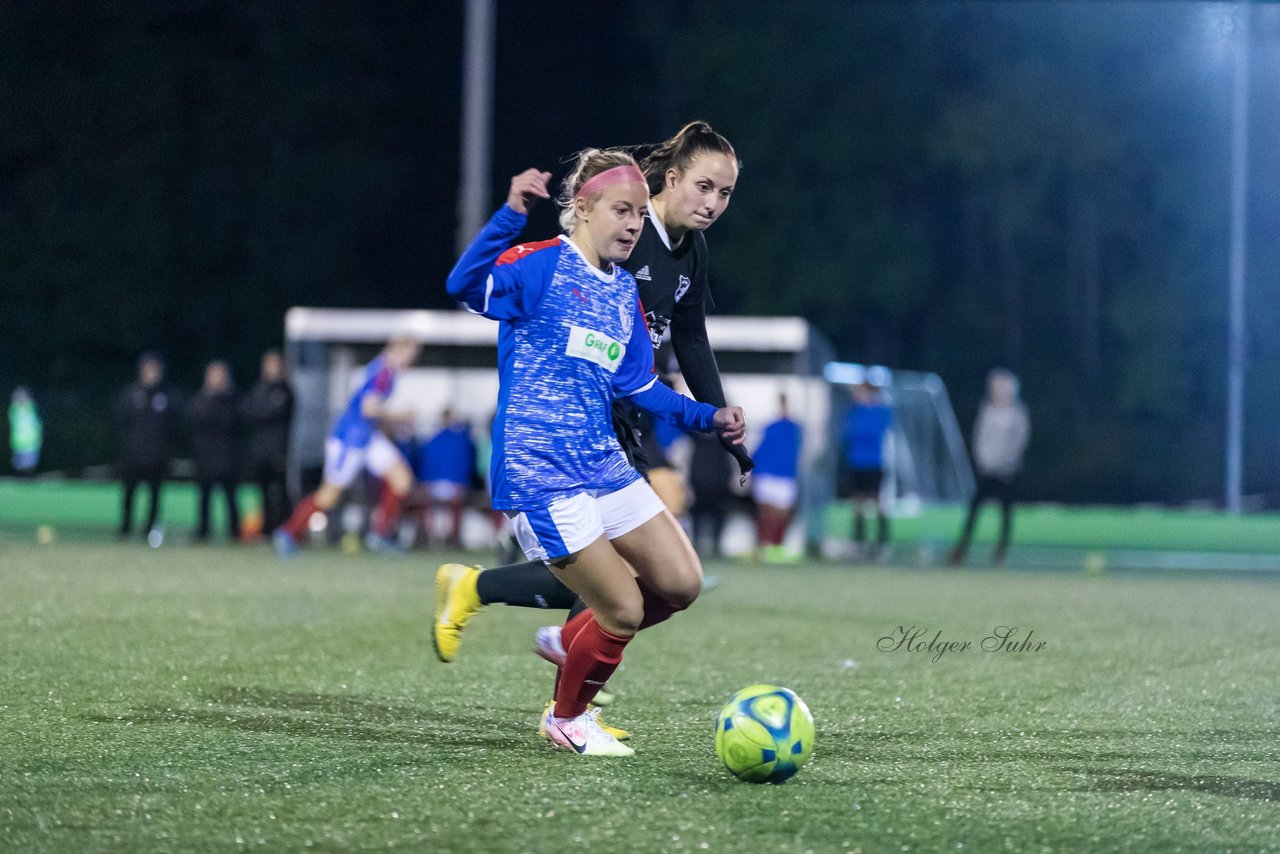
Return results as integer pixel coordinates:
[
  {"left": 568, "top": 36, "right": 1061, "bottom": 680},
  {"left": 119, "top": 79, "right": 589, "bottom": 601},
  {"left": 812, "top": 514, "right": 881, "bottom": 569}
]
[
  {"left": 539, "top": 700, "right": 630, "bottom": 741},
  {"left": 433, "top": 563, "right": 482, "bottom": 663}
]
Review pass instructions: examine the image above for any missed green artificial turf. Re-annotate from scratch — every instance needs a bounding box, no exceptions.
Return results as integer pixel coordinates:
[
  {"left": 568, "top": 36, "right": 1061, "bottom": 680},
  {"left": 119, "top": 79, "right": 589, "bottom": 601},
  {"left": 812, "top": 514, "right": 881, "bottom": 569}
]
[{"left": 2, "top": 539, "right": 1277, "bottom": 852}]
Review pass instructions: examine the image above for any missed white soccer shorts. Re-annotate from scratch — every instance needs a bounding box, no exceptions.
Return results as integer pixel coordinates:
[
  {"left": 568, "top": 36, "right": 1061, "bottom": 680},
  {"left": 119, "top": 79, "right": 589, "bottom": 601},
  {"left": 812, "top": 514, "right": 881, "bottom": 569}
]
[
  {"left": 508, "top": 477, "right": 666, "bottom": 563},
  {"left": 322, "top": 433, "right": 403, "bottom": 489},
  {"left": 751, "top": 473, "right": 799, "bottom": 510}
]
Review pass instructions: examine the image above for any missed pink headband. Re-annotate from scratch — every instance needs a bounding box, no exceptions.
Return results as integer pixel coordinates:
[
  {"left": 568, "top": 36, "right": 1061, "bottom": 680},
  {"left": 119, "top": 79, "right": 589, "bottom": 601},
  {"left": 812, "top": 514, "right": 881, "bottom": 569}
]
[{"left": 574, "top": 164, "right": 647, "bottom": 201}]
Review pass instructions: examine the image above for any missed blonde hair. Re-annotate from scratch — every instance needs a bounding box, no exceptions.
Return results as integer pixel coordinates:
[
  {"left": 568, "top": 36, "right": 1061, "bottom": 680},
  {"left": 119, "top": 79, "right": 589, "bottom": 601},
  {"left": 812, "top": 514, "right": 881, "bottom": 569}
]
[{"left": 556, "top": 148, "right": 642, "bottom": 234}]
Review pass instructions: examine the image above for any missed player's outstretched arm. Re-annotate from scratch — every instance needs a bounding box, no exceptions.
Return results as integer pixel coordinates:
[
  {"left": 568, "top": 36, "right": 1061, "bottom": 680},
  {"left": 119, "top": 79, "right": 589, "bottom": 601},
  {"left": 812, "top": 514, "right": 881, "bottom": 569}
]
[{"left": 445, "top": 169, "right": 552, "bottom": 315}]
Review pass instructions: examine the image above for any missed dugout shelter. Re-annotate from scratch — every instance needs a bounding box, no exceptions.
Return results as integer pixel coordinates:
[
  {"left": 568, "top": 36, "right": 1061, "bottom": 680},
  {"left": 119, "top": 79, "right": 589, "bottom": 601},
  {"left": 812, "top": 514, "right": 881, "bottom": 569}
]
[{"left": 283, "top": 308, "right": 969, "bottom": 553}]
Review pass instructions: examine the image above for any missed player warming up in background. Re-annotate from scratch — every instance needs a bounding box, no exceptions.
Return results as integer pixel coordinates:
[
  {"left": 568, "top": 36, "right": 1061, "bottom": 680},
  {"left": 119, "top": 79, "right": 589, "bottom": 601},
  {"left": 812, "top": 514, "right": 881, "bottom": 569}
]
[
  {"left": 272, "top": 337, "right": 420, "bottom": 557},
  {"left": 752, "top": 392, "right": 804, "bottom": 558},
  {"left": 839, "top": 381, "right": 893, "bottom": 561},
  {"left": 434, "top": 121, "right": 751, "bottom": 676},
  {"left": 446, "top": 153, "right": 745, "bottom": 755}
]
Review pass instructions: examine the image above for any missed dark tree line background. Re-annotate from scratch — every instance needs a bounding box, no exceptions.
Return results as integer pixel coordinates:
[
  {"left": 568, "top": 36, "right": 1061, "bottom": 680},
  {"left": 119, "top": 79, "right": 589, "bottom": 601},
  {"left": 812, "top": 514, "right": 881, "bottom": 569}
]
[{"left": 3, "top": 1, "right": 1279, "bottom": 504}]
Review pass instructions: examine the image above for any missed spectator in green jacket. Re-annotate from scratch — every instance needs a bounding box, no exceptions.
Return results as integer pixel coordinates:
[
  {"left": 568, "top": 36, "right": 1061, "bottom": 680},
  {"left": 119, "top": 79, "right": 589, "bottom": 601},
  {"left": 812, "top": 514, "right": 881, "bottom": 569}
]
[{"left": 9, "top": 386, "right": 43, "bottom": 475}]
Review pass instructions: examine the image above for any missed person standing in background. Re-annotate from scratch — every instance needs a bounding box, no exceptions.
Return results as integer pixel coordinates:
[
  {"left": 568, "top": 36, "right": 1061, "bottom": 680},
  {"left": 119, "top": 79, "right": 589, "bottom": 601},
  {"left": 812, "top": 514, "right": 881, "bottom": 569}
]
[
  {"left": 116, "top": 352, "right": 176, "bottom": 543},
  {"left": 752, "top": 392, "right": 803, "bottom": 558},
  {"left": 187, "top": 360, "right": 241, "bottom": 543},
  {"left": 688, "top": 430, "right": 733, "bottom": 559},
  {"left": 242, "top": 350, "right": 295, "bottom": 535},
  {"left": 417, "top": 408, "right": 476, "bottom": 549},
  {"left": 839, "top": 382, "right": 892, "bottom": 561},
  {"left": 949, "top": 368, "right": 1030, "bottom": 567},
  {"left": 9, "top": 387, "right": 43, "bottom": 476}
]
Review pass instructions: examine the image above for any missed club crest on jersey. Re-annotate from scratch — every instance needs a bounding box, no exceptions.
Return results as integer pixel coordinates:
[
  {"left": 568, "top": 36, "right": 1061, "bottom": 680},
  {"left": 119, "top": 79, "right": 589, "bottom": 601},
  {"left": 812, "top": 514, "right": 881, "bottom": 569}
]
[
  {"left": 674, "top": 274, "right": 691, "bottom": 303},
  {"left": 566, "top": 326, "right": 626, "bottom": 373},
  {"left": 618, "top": 303, "right": 633, "bottom": 339}
]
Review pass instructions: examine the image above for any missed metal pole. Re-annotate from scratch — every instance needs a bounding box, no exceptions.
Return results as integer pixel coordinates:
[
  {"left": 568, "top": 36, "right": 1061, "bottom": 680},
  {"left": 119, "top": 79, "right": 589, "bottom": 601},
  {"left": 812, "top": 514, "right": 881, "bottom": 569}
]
[
  {"left": 1225, "top": 1, "right": 1251, "bottom": 513},
  {"left": 456, "top": 0, "right": 495, "bottom": 256}
]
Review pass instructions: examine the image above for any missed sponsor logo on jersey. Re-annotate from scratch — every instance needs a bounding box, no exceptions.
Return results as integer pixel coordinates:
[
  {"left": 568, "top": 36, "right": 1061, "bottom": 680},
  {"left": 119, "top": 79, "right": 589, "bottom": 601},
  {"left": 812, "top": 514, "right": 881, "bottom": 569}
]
[
  {"left": 565, "top": 326, "right": 626, "bottom": 373},
  {"left": 674, "top": 274, "right": 692, "bottom": 303},
  {"left": 634, "top": 265, "right": 651, "bottom": 281}
]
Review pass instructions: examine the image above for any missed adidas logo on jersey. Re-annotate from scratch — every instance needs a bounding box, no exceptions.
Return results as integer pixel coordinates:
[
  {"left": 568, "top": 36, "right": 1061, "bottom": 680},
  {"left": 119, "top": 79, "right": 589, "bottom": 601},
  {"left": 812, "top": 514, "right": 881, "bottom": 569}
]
[{"left": 634, "top": 265, "right": 651, "bottom": 281}]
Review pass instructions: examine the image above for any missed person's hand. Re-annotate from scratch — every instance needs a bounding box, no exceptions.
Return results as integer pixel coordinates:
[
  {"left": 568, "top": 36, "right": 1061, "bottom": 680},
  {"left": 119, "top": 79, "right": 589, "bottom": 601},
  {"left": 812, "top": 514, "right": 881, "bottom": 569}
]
[
  {"left": 507, "top": 168, "right": 552, "bottom": 215},
  {"left": 713, "top": 406, "right": 746, "bottom": 445}
]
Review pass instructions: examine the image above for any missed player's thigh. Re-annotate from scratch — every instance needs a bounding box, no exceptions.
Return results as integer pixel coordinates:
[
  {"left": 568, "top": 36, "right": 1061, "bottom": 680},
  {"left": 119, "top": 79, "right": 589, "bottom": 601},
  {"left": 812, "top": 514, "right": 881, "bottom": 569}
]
[
  {"left": 365, "top": 433, "right": 413, "bottom": 493},
  {"left": 595, "top": 478, "right": 701, "bottom": 600},
  {"left": 323, "top": 438, "right": 365, "bottom": 490},
  {"left": 548, "top": 536, "right": 643, "bottom": 635},
  {"left": 610, "top": 509, "right": 703, "bottom": 607}
]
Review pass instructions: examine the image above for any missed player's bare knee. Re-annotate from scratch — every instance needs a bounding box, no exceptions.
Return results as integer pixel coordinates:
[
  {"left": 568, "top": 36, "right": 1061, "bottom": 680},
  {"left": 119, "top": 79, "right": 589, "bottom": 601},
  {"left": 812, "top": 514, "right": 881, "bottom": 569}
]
[
  {"left": 657, "top": 562, "right": 703, "bottom": 609},
  {"left": 668, "top": 580, "right": 701, "bottom": 610},
  {"left": 595, "top": 600, "right": 643, "bottom": 636}
]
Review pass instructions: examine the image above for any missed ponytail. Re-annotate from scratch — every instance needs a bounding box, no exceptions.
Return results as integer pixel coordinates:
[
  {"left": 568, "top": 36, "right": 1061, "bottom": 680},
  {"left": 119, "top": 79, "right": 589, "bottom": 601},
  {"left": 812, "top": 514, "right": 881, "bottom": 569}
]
[{"left": 638, "top": 121, "right": 740, "bottom": 196}]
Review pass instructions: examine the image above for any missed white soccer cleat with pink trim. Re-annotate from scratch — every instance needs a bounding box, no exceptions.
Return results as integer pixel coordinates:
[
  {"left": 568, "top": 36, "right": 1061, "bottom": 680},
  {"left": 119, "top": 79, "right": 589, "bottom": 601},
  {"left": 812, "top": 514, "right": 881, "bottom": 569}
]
[
  {"left": 540, "top": 706, "right": 634, "bottom": 757},
  {"left": 534, "top": 625, "right": 567, "bottom": 667}
]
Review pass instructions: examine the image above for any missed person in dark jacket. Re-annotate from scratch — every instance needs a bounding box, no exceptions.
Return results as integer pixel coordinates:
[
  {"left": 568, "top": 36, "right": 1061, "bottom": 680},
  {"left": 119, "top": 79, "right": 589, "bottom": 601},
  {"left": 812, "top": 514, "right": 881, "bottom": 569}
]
[
  {"left": 116, "top": 352, "right": 176, "bottom": 541},
  {"left": 688, "top": 431, "right": 733, "bottom": 559},
  {"left": 242, "top": 350, "right": 295, "bottom": 534},
  {"left": 187, "top": 360, "right": 241, "bottom": 542}
]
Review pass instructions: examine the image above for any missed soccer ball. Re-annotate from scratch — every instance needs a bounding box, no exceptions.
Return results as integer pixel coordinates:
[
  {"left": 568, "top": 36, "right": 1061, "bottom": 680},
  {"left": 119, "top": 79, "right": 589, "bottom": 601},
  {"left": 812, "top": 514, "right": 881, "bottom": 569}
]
[{"left": 714, "top": 684, "right": 814, "bottom": 783}]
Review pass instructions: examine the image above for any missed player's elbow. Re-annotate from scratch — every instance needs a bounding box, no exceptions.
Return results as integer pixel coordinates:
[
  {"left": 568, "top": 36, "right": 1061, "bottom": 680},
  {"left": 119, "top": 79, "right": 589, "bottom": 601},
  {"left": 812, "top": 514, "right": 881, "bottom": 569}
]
[{"left": 444, "top": 270, "right": 467, "bottom": 299}]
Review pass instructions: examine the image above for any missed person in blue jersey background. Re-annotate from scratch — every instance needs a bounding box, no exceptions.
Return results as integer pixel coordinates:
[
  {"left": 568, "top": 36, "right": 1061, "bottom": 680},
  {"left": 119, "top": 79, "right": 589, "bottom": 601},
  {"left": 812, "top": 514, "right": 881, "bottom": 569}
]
[
  {"left": 752, "top": 392, "right": 804, "bottom": 556},
  {"left": 446, "top": 152, "right": 745, "bottom": 756},
  {"left": 839, "top": 381, "right": 893, "bottom": 561},
  {"left": 416, "top": 407, "right": 477, "bottom": 549},
  {"left": 273, "top": 337, "right": 420, "bottom": 557}
]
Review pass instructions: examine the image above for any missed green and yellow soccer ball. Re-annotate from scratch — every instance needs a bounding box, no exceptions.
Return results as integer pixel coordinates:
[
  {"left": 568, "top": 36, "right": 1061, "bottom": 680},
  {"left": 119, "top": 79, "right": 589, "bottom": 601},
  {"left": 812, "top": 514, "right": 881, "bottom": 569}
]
[{"left": 714, "top": 684, "right": 814, "bottom": 783}]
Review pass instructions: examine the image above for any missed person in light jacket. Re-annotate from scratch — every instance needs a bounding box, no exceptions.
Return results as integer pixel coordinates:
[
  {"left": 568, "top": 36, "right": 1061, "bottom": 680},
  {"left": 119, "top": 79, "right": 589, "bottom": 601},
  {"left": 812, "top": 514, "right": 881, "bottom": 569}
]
[{"left": 949, "top": 368, "right": 1030, "bottom": 566}]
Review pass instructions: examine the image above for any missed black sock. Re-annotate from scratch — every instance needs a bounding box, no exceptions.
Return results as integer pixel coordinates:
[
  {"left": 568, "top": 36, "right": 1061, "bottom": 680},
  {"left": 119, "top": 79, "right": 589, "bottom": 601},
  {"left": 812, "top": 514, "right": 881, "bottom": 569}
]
[{"left": 474, "top": 561, "right": 578, "bottom": 610}]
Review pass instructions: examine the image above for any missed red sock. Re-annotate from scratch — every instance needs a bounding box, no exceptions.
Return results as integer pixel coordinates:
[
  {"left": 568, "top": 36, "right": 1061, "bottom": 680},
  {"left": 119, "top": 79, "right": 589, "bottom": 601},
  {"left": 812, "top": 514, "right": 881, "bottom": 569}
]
[
  {"left": 554, "top": 608, "right": 595, "bottom": 699},
  {"left": 561, "top": 608, "right": 594, "bottom": 649},
  {"left": 553, "top": 617, "right": 631, "bottom": 719},
  {"left": 281, "top": 493, "right": 320, "bottom": 540},
  {"left": 374, "top": 485, "right": 403, "bottom": 537}
]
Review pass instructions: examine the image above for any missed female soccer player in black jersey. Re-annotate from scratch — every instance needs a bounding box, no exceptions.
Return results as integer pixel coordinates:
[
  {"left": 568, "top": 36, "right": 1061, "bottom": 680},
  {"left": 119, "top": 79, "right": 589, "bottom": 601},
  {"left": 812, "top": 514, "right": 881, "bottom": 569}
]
[{"left": 433, "top": 122, "right": 751, "bottom": 684}]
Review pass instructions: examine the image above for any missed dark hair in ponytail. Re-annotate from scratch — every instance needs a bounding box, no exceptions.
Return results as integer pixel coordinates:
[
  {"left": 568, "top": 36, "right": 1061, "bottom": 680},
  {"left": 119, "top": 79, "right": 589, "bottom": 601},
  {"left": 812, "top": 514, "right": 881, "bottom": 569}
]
[{"left": 638, "top": 121, "right": 740, "bottom": 196}]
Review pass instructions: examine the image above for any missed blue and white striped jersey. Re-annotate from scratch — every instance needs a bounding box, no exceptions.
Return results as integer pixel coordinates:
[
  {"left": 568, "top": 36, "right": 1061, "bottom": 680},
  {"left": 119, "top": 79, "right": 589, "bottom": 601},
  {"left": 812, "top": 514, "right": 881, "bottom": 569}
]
[{"left": 447, "top": 204, "right": 717, "bottom": 511}]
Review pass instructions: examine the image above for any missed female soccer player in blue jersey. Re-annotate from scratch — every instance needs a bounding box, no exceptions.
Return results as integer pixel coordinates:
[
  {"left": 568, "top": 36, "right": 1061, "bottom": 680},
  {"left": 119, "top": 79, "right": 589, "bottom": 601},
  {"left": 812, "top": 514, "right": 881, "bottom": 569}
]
[
  {"left": 272, "top": 337, "right": 420, "bottom": 557},
  {"left": 447, "top": 151, "right": 745, "bottom": 756},
  {"left": 435, "top": 123, "right": 749, "bottom": 676}
]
